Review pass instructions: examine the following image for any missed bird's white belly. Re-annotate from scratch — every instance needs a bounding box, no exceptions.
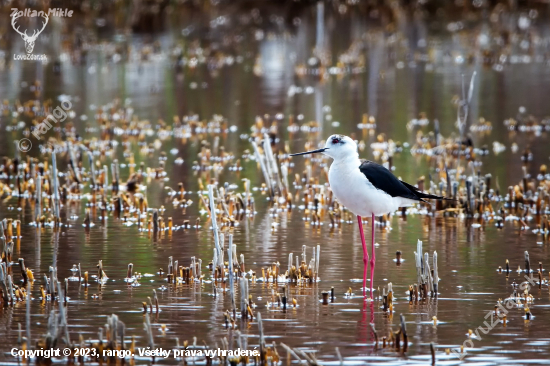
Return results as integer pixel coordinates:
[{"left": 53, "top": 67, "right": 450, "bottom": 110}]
[{"left": 329, "top": 163, "right": 412, "bottom": 217}]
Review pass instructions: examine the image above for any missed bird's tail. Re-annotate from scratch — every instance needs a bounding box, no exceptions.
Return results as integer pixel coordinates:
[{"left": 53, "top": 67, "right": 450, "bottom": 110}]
[
  {"left": 416, "top": 191, "right": 454, "bottom": 200},
  {"left": 400, "top": 180, "right": 455, "bottom": 202}
]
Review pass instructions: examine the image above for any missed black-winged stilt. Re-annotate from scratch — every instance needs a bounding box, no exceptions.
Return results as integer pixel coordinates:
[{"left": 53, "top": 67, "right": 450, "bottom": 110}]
[{"left": 290, "top": 134, "right": 447, "bottom": 299}]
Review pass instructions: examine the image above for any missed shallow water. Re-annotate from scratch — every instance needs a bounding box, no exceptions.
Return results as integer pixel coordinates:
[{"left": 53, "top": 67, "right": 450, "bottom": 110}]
[{"left": 2, "top": 2, "right": 550, "bottom": 365}]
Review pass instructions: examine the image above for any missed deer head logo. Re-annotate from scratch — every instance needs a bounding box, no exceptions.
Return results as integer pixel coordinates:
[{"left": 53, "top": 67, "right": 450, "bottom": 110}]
[{"left": 11, "top": 12, "right": 49, "bottom": 54}]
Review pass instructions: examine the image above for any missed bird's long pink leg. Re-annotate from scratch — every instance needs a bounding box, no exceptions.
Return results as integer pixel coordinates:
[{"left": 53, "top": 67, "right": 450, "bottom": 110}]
[
  {"left": 370, "top": 213, "right": 376, "bottom": 300},
  {"left": 357, "top": 215, "right": 369, "bottom": 297}
]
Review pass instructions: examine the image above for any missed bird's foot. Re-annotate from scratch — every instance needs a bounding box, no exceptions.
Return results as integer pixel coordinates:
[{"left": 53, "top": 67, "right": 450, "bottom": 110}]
[{"left": 362, "top": 290, "right": 375, "bottom": 302}]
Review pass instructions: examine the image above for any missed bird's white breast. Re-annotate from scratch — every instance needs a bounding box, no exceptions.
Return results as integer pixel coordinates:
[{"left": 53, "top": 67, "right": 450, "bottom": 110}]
[{"left": 328, "top": 159, "right": 413, "bottom": 217}]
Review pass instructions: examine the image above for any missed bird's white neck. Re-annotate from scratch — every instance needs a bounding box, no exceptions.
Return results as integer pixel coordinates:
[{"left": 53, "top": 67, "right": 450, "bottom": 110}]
[{"left": 330, "top": 152, "right": 361, "bottom": 170}]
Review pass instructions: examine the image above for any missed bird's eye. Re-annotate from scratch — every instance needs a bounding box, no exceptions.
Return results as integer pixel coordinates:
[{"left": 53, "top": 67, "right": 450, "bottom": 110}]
[{"left": 332, "top": 137, "right": 340, "bottom": 144}]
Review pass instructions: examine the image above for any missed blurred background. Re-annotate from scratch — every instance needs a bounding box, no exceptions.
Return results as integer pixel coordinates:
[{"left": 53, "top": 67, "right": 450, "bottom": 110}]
[
  {"left": 2, "top": 0, "right": 550, "bottom": 364},
  {"left": 1, "top": 0, "right": 550, "bottom": 181}
]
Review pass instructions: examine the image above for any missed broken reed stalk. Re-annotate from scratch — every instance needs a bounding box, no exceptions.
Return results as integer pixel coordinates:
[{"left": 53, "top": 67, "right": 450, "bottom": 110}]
[
  {"left": 111, "top": 161, "right": 120, "bottom": 193},
  {"left": 382, "top": 283, "right": 393, "bottom": 312},
  {"left": 465, "top": 177, "right": 473, "bottom": 216},
  {"left": 424, "top": 252, "right": 433, "bottom": 296},
  {"left": 57, "top": 282, "right": 70, "bottom": 345},
  {"left": 26, "top": 281, "right": 31, "bottom": 343},
  {"left": 6, "top": 219, "right": 12, "bottom": 239},
  {"left": 240, "top": 277, "right": 249, "bottom": 319},
  {"left": 370, "top": 323, "right": 378, "bottom": 349},
  {"left": 433, "top": 251, "right": 439, "bottom": 296},
  {"left": 144, "top": 313, "right": 155, "bottom": 350},
  {"left": 198, "top": 258, "right": 203, "bottom": 280},
  {"left": 212, "top": 249, "right": 218, "bottom": 280},
  {"left": 415, "top": 240, "right": 423, "bottom": 286},
  {"left": 218, "top": 235, "right": 225, "bottom": 279},
  {"left": 148, "top": 296, "right": 153, "bottom": 315},
  {"left": 35, "top": 175, "right": 42, "bottom": 222},
  {"left": 525, "top": 251, "right": 531, "bottom": 275},
  {"left": 335, "top": 347, "right": 343, "bottom": 366},
  {"left": 102, "top": 164, "right": 109, "bottom": 193},
  {"left": 251, "top": 139, "right": 273, "bottom": 196},
  {"left": 51, "top": 153, "right": 60, "bottom": 222},
  {"left": 19, "top": 258, "right": 28, "bottom": 286},
  {"left": 153, "top": 210, "right": 159, "bottom": 235},
  {"left": 168, "top": 257, "right": 174, "bottom": 283},
  {"left": 97, "top": 260, "right": 106, "bottom": 282},
  {"left": 279, "top": 343, "right": 302, "bottom": 364},
  {"left": 231, "top": 243, "right": 239, "bottom": 276},
  {"left": 208, "top": 185, "right": 222, "bottom": 272},
  {"left": 315, "top": 245, "right": 320, "bottom": 281},
  {"left": 257, "top": 312, "right": 266, "bottom": 362},
  {"left": 280, "top": 163, "right": 290, "bottom": 197},
  {"left": 414, "top": 240, "right": 437, "bottom": 298},
  {"left": 6, "top": 274, "right": 13, "bottom": 304},
  {"left": 49, "top": 266, "right": 57, "bottom": 300},
  {"left": 262, "top": 133, "right": 283, "bottom": 195},
  {"left": 68, "top": 142, "right": 81, "bottom": 183},
  {"left": 400, "top": 314, "right": 408, "bottom": 352},
  {"left": 153, "top": 290, "right": 159, "bottom": 314},
  {"left": 127, "top": 263, "right": 133, "bottom": 280},
  {"left": 308, "top": 248, "right": 315, "bottom": 283},
  {"left": 396, "top": 250, "right": 402, "bottom": 265},
  {"left": 456, "top": 72, "right": 477, "bottom": 166},
  {"left": 107, "top": 314, "right": 118, "bottom": 349},
  {"left": 288, "top": 253, "right": 293, "bottom": 274},
  {"left": 0, "top": 264, "right": 9, "bottom": 304},
  {"left": 88, "top": 151, "right": 96, "bottom": 189},
  {"left": 227, "top": 236, "right": 236, "bottom": 318},
  {"left": 64, "top": 278, "right": 68, "bottom": 303}
]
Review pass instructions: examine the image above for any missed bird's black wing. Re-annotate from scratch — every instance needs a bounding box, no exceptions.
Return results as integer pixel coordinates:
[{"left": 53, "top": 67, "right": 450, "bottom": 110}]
[
  {"left": 359, "top": 160, "right": 423, "bottom": 201},
  {"left": 399, "top": 179, "right": 446, "bottom": 200},
  {"left": 359, "top": 160, "right": 446, "bottom": 201}
]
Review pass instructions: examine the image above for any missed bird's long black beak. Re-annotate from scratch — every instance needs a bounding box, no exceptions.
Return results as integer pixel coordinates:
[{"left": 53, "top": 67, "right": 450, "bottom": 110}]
[{"left": 289, "top": 148, "right": 328, "bottom": 156}]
